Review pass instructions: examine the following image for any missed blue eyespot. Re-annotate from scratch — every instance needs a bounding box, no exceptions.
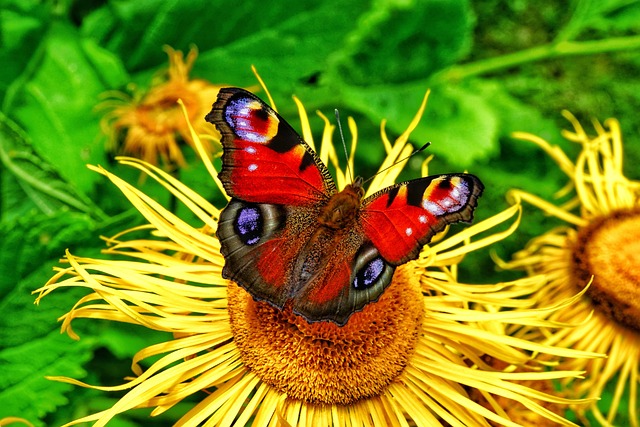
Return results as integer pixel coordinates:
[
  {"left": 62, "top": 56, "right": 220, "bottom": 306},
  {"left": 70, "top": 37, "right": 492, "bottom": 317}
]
[
  {"left": 225, "top": 98, "right": 272, "bottom": 143},
  {"left": 234, "top": 206, "right": 262, "bottom": 246},
  {"left": 353, "top": 257, "right": 385, "bottom": 289},
  {"left": 352, "top": 244, "right": 395, "bottom": 291}
]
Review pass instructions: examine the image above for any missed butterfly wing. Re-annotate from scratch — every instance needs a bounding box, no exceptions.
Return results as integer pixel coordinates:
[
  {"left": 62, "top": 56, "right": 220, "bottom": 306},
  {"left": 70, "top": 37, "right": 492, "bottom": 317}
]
[
  {"left": 207, "top": 88, "right": 336, "bottom": 310},
  {"left": 216, "top": 199, "right": 320, "bottom": 309},
  {"left": 206, "top": 87, "right": 335, "bottom": 205},
  {"left": 361, "top": 173, "right": 484, "bottom": 264}
]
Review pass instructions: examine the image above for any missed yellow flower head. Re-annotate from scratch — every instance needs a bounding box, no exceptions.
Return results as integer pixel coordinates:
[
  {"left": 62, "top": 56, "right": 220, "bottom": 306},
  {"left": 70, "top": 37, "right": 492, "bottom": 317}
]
[
  {"left": 99, "top": 46, "right": 222, "bottom": 168},
  {"left": 37, "top": 92, "right": 600, "bottom": 427},
  {"left": 502, "top": 111, "right": 640, "bottom": 427}
]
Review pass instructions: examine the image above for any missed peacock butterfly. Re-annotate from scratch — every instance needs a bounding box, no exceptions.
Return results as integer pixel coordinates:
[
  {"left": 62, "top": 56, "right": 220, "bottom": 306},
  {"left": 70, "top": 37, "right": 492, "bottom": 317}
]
[{"left": 205, "top": 88, "right": 483, "bottom": 325}]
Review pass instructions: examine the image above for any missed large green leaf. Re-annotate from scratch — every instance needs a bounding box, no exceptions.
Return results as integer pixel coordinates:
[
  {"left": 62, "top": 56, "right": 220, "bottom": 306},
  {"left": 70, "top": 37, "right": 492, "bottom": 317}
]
[
  {"left": 0, "top": 112, "right": 105, "bottom": 221},
  {"left": 81, "top": 0, "right": 373, "bottom": 95},
  {"left": 3, "top": 19, "right": 128, "bottom": 196},
  {"left": 328, "top": 0, "right": 475, "bottom": 85},
  {"left": 0, "top": 207, "right": 162, "bottom": 425},
  {"left": 0, "top": 211, "right": 98, "bottom": 424},
  {"left": 341, "top": 80, "right": 498, "bottom": 167},
  {"left": 0, "top": 0, "right": 50, "bottom": 104},
  {"left": 0, "top": 329, "right": 94, "bottom": 426}
]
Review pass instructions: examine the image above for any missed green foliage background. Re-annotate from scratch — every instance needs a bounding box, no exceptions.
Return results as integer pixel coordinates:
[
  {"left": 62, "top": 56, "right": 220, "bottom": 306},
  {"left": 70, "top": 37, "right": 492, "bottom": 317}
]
[{"left": 1, "top": 0, "right": 639, "bottom": 425}]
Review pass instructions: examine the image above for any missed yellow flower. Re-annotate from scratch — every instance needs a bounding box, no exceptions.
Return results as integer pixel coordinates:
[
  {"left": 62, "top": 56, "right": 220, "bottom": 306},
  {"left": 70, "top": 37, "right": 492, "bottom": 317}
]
[
  {"left": 501, "top": 112, "right": 640, "bottom": 427},
  {"left": 37, "top": 92, "right": 599, "bottom": 426},
  {"left": 99, "top": 46, "right": 222, "bottom": 169}
]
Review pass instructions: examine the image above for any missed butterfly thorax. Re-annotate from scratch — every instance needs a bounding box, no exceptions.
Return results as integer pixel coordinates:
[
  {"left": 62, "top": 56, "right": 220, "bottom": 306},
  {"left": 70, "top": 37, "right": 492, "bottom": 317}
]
[{"left": 318, "top": 180, "right": 365, "bottom": 230}]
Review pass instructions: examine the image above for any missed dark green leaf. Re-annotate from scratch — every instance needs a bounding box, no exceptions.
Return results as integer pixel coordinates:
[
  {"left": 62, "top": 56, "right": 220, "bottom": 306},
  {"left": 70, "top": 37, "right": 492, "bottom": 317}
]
[
  {"left": 0, "top": 236, "right": 97, "bottom": 424},
  {"left": 0, "top": 208, "right": 150, "bottom": 424},
  {"left": 329, "top": 0, "right": 475, "bottom": 85},
  {"left": 0, "top": 211, "right": 94, "bottom": 300},
  {"left": 556, "top": 0, "right": 640, "bottom": 41},
  {"left": 600, "top": 1, "right": 640, "bottom": 32},
  {"left": 0, "top": 112, "right": 106, "bottom": 221},
  {"left": 81, "top": 0, "right": 372, "bottom": 96}
]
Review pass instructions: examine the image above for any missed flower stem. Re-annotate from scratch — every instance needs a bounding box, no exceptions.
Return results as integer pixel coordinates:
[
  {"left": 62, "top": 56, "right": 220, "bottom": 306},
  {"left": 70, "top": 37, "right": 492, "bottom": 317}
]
[{"left": 435, "top": 35, "right": 640, "bottom": 82}]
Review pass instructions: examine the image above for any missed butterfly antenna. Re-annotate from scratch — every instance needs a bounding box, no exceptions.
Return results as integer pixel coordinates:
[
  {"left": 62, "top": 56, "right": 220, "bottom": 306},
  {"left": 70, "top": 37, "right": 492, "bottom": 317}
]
[
  {"left": 334, "top": 109, "right": 354, "bottom": 184},
  {"left": 362, "top": 142, "right": 431, "bottom": 185}
]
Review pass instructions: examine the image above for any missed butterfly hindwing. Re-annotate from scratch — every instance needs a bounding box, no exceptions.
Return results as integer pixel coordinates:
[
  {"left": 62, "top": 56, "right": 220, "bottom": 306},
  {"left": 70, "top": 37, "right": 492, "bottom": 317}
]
[
  {"left": 361, "top": 174, "right": 484, "bottom": 265},
  {"left": 206, "top": 88, "right": 335, "bottom": 205},
  {"left": 292, "top": 239, "right": 396, "bottom": 325},
  {"left": 216, "top": 193, "right": 393, "bottom": 326},
  {"left": 217, "top": 198, "right": 322, "bottom": 309}
]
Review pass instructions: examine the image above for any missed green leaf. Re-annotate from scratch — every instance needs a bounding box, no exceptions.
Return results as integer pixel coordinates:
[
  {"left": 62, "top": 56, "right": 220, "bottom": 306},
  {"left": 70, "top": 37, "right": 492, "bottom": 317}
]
[
  {"left": 3, "top": 19, "right": 128, "bottom": 196},
  {"left": 98, "top": 324, "right": 172, "bottom": 360},
  {"left": 0, "top": 112, "right": 106, "bottom": 221},
  {"left": 0, "top": 330, "right": 94, "bottom": 425},
  {"left": 0, "top": 207, "right": 127, "bottom": 424},
  {"left": 479, "top": 85, "right": 556, "bottom": 135},
  {"left": 421, "top": 83, "right": 499, "bottom": 166},
  {"left": 599, "top": 0, "right": 640, "bottom": 32},
  {"left": 556, "top": 0, "right": 640, "bottom": 41},
  {"left": 329, "top": 0, "right": 475, "bottom": 85},
  {"left": 0, "top": 238, "right": 97, "bottom": 424},
  {"left": 0, "top": 212, "right": 94, "bottom": 298},
  {"left": 341, "top": 80, "right": 499, "bottom": 167},
  {"left": 0, "top": 0, "right": 51, "bottom": 104},
  {"left": 0, "top": 202, "right": 175, "bottom": 424},
  {"left": 81, "top": 0, "right": 372, "bottom": 95}
]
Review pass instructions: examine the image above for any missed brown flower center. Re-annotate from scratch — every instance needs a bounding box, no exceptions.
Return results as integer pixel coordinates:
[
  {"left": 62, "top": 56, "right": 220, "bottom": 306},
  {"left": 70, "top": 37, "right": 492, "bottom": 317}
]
[
  {"left": 139, "top": 86, "right": 199, "bottom": 134},
  {"left": 572, "top": 208, "right": 640, "bottom": 331},
  {"left": 227, "top": 265, "right": 424, "bottom": 405}
]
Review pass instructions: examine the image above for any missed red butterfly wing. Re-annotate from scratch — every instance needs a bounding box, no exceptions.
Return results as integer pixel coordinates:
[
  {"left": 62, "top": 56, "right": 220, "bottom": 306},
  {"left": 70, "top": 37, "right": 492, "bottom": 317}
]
[
  {"left": 361, "top": 174, "right": 484, "bottom": 264},
  {"left": 206, "top": 88, "right": 335, "bottom": 205},
  {"left": 291, "top": 174, "right": 482, "bottom": 325}
]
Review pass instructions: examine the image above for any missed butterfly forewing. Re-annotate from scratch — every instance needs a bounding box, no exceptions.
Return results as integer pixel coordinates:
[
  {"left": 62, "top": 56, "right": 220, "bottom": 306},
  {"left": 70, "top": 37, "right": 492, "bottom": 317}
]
[
  {"left": 361, "top": 174, "right": 484, "bottom": 265},
  {"left": 206, "top": 88, "right": 336, "bottom": 205}
]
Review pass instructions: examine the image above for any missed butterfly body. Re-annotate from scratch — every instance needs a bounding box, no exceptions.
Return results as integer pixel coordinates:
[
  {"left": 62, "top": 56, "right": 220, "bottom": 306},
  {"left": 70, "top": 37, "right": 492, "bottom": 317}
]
[
  {"left": 318, "top": 180, "right": 363, "bottom": 229},
  {"left": 207, "top": 88, "right": 483, "bottom": 325}
]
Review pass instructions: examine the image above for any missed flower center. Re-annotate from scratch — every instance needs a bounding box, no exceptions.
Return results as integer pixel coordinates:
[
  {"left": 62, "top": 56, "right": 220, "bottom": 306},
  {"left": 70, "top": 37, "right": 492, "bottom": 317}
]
[
  {"left": 140, "top": 88, "right": 200, "bottom": 134},
  {"left": 572, "top": 208, "right": 640, "bottom": 331},
  {"left": 227, "top": 265, "right": 424, "bottom": 405}
]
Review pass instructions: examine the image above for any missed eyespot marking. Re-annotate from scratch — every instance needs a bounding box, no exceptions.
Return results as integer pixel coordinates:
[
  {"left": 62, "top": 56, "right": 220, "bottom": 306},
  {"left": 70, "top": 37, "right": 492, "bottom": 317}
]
[{"left": 234, "top": 206, "right": 263, "bottom": 246}]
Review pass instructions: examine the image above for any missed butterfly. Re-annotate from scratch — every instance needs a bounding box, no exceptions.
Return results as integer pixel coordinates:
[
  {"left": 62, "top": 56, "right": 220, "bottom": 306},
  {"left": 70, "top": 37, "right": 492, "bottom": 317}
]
[{"left": 205, "top": 88, "right": 483, "bottom": 326}]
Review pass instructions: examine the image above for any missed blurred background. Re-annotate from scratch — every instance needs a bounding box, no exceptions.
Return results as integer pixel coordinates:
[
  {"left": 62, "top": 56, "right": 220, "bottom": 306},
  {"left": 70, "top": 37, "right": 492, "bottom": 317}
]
[{"left": 1, "top": 0, "right": 639, "bottom": 425}]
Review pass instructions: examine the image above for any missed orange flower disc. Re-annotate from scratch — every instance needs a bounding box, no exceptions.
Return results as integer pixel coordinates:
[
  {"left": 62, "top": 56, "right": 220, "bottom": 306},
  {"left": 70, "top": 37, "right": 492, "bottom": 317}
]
[
  {"left": 573, "top": 208, "right": 640, "bottom": 331},
  {"left": 227, "top": 265, "right": 424, "bottom": 405}
]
